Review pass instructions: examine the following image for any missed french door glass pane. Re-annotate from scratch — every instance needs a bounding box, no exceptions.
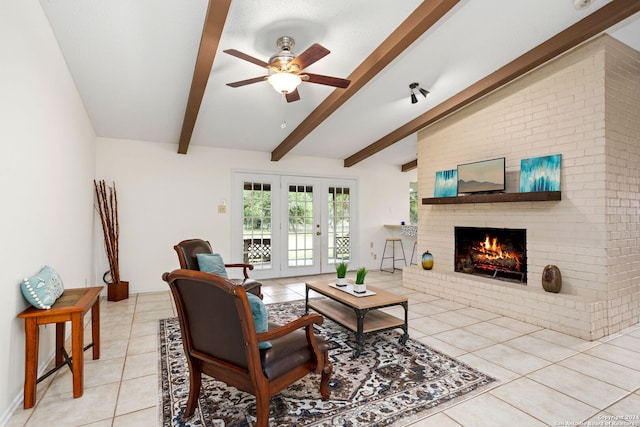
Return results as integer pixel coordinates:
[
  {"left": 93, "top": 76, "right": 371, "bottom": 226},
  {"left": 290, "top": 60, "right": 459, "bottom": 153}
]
[
  {"left": 328, "top": 186, "right": 350, "bottom": 264},
  {"left": 288, "top": 185, "right": 314, "bottom": 267},
  {"left": 242, "top": 182, "right": 271, "bottom": 270}
]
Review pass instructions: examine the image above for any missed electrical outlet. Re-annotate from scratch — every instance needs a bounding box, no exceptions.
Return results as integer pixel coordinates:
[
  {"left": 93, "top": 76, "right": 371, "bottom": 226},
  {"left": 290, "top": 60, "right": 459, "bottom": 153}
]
[{"left": 218, "top": 204, "right": 226, "bottom": 213}]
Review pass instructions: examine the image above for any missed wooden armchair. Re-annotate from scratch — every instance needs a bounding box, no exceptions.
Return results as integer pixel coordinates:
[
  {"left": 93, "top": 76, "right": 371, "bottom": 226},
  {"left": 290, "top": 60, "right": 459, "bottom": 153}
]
[
  {"left": 162, "top": 269, "right": 332, "bottom": 427},
  {"left": 173, "top": 238, "right": 262, "bottom": 298}
]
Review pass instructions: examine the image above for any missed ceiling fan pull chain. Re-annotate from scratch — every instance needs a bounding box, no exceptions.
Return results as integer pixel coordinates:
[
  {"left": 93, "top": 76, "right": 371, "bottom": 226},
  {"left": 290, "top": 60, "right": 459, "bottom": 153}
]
[{"left": 280, "top": 97, "right": 287, "bottom": 129}]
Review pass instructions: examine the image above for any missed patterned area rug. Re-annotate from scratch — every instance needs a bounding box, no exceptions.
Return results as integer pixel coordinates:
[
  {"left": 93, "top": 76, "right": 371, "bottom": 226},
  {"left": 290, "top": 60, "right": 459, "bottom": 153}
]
[{"left": 159, "top": 299, "right": 496, "bottom": 426}]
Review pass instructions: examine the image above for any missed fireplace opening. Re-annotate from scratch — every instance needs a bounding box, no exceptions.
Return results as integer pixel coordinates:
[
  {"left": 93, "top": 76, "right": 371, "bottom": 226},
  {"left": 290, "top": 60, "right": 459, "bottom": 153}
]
[{"left": 455, "top": 227, "right": 527, "bottom": 283}]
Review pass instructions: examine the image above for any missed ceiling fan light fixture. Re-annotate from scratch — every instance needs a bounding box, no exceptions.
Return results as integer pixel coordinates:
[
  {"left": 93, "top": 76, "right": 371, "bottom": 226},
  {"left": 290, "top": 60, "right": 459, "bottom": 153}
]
[
  {"left": 225, "top": 36, "right": 348, "bottom": 103},
  {"left": 419, "top": 88, "right": 429, "bottom": 98},
  {"left": 268, "top": 72, "right": 302, "bottom": 94},
  {"left": 411, "top": 92, "right": 418, "bottom": 104}
]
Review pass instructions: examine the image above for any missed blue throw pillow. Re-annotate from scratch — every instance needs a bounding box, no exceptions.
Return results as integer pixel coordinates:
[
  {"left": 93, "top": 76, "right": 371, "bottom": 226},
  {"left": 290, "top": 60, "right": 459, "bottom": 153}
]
[
  {"left": 247, "top": 293, "right": 271, "bottom": 349},
  {"left": 196, "top": 253, "right": 228, "bottom": 279},
  {"left": 20, "top": 265, "right": 65, "bottom": 309}
]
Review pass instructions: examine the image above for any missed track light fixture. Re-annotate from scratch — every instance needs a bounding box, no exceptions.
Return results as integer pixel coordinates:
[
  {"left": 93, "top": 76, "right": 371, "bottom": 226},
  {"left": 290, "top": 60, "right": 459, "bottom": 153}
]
[{"left": 409, "top": 82, "right": 429, "bottom": 104}]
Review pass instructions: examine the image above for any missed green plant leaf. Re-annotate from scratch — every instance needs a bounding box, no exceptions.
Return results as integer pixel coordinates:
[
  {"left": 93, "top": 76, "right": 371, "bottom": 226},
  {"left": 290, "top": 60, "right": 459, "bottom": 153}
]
[{"left": 355, "top": 267, "right": 367, "bottom": 284}]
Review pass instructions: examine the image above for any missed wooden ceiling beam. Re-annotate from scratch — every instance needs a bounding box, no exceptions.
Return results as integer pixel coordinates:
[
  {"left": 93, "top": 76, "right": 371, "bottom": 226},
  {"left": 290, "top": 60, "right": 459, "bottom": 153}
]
[
  {"left": 270, "top": 0, "right": 461, "bottom": 161},
  {"left": 401, "top": 159, "right": 418, "bottom": 172},
  {"left": 177, "top": 0, "right": 232, "bottom": 154},
  {"left": 344, "top": 0, "right": 640, "bottom": 167}
]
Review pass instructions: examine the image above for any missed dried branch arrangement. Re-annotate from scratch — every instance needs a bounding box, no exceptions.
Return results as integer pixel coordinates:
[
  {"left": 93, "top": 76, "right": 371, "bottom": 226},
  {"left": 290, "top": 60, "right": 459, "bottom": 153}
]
[{"left": 94, "top": 180, "right": 120, "bottom": 284}]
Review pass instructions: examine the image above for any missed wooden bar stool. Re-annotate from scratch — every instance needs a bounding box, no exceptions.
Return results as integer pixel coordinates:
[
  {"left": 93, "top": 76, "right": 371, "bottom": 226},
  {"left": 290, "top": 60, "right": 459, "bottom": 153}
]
[{"left": 380, "top": 238, "right": 407, "bottom": 273}]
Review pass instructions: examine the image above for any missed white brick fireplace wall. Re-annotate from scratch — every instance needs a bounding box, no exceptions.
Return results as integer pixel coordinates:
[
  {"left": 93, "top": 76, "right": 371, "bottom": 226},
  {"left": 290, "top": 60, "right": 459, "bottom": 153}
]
[{"left": 404, "top": 35, "right": 640, "bottom": 340}]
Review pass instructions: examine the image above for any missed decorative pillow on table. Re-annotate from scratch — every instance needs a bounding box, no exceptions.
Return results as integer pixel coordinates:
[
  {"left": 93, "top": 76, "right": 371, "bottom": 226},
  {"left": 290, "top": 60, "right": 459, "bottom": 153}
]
[
  {"left": 196, "top": 253, "right": 228, "bottom": 279},
  {"left": 247, "top": 293, "right": 271, "bottom": 349},
  {"left": 20, "top": 265, "right": 64, "bottom": 309}
]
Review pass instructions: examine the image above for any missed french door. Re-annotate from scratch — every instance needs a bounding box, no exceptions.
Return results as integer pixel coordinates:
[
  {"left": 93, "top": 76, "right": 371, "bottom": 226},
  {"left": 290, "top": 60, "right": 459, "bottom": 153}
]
[{"left": 232, "top": 172, "right": 357, "bottom": 279}]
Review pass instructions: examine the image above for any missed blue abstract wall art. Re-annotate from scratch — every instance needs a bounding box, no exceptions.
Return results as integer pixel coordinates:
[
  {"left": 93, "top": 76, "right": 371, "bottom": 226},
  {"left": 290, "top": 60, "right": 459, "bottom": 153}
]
[
  {"left": 434, "top": 169, "right": 457, "bottom": 197},
  {"left": 519, "top": 154, "right": 562, "bottom": 192}
]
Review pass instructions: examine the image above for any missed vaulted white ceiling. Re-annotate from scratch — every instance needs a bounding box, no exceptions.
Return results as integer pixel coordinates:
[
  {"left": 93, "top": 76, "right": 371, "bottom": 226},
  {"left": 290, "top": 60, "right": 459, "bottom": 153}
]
[{"left": 39, "top": 0, "right": 640, "bottom": 168}]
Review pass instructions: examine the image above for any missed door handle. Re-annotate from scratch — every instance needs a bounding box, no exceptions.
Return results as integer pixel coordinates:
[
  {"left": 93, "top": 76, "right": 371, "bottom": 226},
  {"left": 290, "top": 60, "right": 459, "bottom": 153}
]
[{"left": 316, "top": 231, "right": 321, "bottom": 236}]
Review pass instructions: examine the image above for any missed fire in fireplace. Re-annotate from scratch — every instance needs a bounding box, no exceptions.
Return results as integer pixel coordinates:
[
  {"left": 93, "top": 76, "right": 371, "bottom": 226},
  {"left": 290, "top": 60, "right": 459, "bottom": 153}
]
[{"left": 455, "top": 227, "right": 527, "bottom": 283}]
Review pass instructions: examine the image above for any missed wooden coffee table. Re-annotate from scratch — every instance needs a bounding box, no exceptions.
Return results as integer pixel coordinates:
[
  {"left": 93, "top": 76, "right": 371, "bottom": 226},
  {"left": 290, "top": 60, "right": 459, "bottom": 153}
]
[{"left": 305, "top": 280, "right": 408, "bottom": 357}]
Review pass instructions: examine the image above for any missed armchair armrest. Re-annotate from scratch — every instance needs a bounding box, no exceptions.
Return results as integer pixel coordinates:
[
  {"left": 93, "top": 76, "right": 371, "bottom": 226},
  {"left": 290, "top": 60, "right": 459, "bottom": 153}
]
[
  {"left": 224, "top": 263, "right": 254, "bottom": 279},
  {"left": 257, "top": 313, "right": 324, "bottom": 342}
]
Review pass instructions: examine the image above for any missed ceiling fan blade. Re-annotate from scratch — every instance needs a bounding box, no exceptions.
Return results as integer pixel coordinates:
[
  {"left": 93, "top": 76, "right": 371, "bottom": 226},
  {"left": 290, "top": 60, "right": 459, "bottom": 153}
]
[
  {"left": 223, "top": 49, "right": 269, "bottom": 68},
  {"left": 289, "top": 44, "right": 330, "bottom": 71},
  {"left": 304, "top": 73, "right": 351, "bottom": 89},
  {"left": 226, "top": 76, "right": 267, "bottom": 88},
  {"left": 285, "top": 89, "right": 301, "bottom": 103}
]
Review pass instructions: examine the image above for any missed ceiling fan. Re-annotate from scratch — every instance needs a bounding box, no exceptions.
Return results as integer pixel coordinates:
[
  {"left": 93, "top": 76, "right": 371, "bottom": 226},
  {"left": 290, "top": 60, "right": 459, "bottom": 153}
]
[{"left": 224, "top": 36, "right": 351, "bottom": 102}]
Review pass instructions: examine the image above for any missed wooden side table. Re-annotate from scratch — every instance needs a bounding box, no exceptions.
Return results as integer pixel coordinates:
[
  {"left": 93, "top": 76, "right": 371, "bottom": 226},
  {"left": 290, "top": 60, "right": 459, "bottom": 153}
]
[{"left": 17, "top": 286, "right": 103, "bottom": 409}]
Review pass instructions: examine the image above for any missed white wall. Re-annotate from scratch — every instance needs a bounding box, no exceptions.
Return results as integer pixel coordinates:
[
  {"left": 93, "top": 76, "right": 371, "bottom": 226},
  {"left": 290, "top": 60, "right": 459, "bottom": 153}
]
[
  {"left": 96, "top": 138, "right": 416, "bottom": 293},
  {"left": 0, "top": 0, "right": 96, "bottom": 422}
]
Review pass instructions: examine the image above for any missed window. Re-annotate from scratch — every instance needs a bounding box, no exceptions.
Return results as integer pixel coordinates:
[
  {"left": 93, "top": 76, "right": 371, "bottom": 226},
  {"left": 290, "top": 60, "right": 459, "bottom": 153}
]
[{"left": 409, "top": 182, "right": 418, "bottom": 224}]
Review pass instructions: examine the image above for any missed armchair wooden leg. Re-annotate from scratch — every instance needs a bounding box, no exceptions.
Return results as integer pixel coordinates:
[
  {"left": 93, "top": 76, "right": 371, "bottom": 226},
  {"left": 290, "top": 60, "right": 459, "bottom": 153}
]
[
  {"left": 319, "top": 351, "right": 332, "bottom": 400},
  {"left": 185, "top": 362, "right": 202, "bottom": 416},
  {"left": 255, "top": 395, "right": 271, "bottom": 427}
]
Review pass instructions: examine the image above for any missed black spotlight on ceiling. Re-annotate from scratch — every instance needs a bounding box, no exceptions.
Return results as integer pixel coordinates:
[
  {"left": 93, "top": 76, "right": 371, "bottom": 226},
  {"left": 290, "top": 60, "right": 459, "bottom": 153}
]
[{"left": 409, "top": 82, "right": 429, "bottom": 104}]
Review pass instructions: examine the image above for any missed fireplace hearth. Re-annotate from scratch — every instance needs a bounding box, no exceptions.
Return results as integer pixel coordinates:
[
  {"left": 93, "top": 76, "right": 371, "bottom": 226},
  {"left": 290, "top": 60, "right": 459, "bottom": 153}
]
[{"left": 455, "top": 227, "right": 527, "bottom": 283}]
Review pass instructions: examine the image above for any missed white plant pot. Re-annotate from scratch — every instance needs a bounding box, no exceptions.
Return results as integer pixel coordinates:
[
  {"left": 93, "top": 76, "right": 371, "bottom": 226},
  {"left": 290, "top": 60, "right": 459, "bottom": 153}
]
[
  {"left": 336, "top": 277, "right": 347, "bottom": 286},
  {"left": 353, "top": 283, "right": 366, "bottom": 293}
]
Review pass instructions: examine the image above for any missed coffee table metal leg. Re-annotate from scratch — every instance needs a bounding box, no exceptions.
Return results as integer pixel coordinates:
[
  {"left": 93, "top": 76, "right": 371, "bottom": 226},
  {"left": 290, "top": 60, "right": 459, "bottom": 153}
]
[
  {"left": 399, "top": 301, "right": 409, "bottom": 345},
  {"left": 353, "top": 308, "right": 368, "bottom": 358},
  {"left": 305, "top": 286, "right": 310, "bottom": 315}
]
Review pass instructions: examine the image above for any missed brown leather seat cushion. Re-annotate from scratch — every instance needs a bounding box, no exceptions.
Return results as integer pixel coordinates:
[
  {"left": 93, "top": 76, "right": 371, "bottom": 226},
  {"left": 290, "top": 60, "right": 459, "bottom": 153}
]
[{"left": 261, "top": 322, "right": 328, "bottom": 380}]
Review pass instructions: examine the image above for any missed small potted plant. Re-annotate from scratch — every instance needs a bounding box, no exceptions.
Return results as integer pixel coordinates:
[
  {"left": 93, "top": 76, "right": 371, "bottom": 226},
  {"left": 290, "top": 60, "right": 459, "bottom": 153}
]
[
  {"left": 354, "top": 267, "right": 367, "bottom": 293},
  {"left": 336, "top": 261, "right": 348, "bottom": 286}
]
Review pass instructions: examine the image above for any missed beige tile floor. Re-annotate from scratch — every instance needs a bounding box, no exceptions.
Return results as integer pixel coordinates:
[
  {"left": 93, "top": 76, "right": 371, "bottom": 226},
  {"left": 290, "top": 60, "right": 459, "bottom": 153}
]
[{"left": 7, "top": 271, "right": 640, "bottom": 426}]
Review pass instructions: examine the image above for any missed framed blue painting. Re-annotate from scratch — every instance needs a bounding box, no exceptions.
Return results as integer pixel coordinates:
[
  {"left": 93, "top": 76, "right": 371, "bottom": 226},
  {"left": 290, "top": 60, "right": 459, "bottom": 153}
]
[
  {"left": 519, "top": 154, "right": 561, "bottom": 192},
  {"left": 434, "top": 169, "right": 457, "bottom": 197}
]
